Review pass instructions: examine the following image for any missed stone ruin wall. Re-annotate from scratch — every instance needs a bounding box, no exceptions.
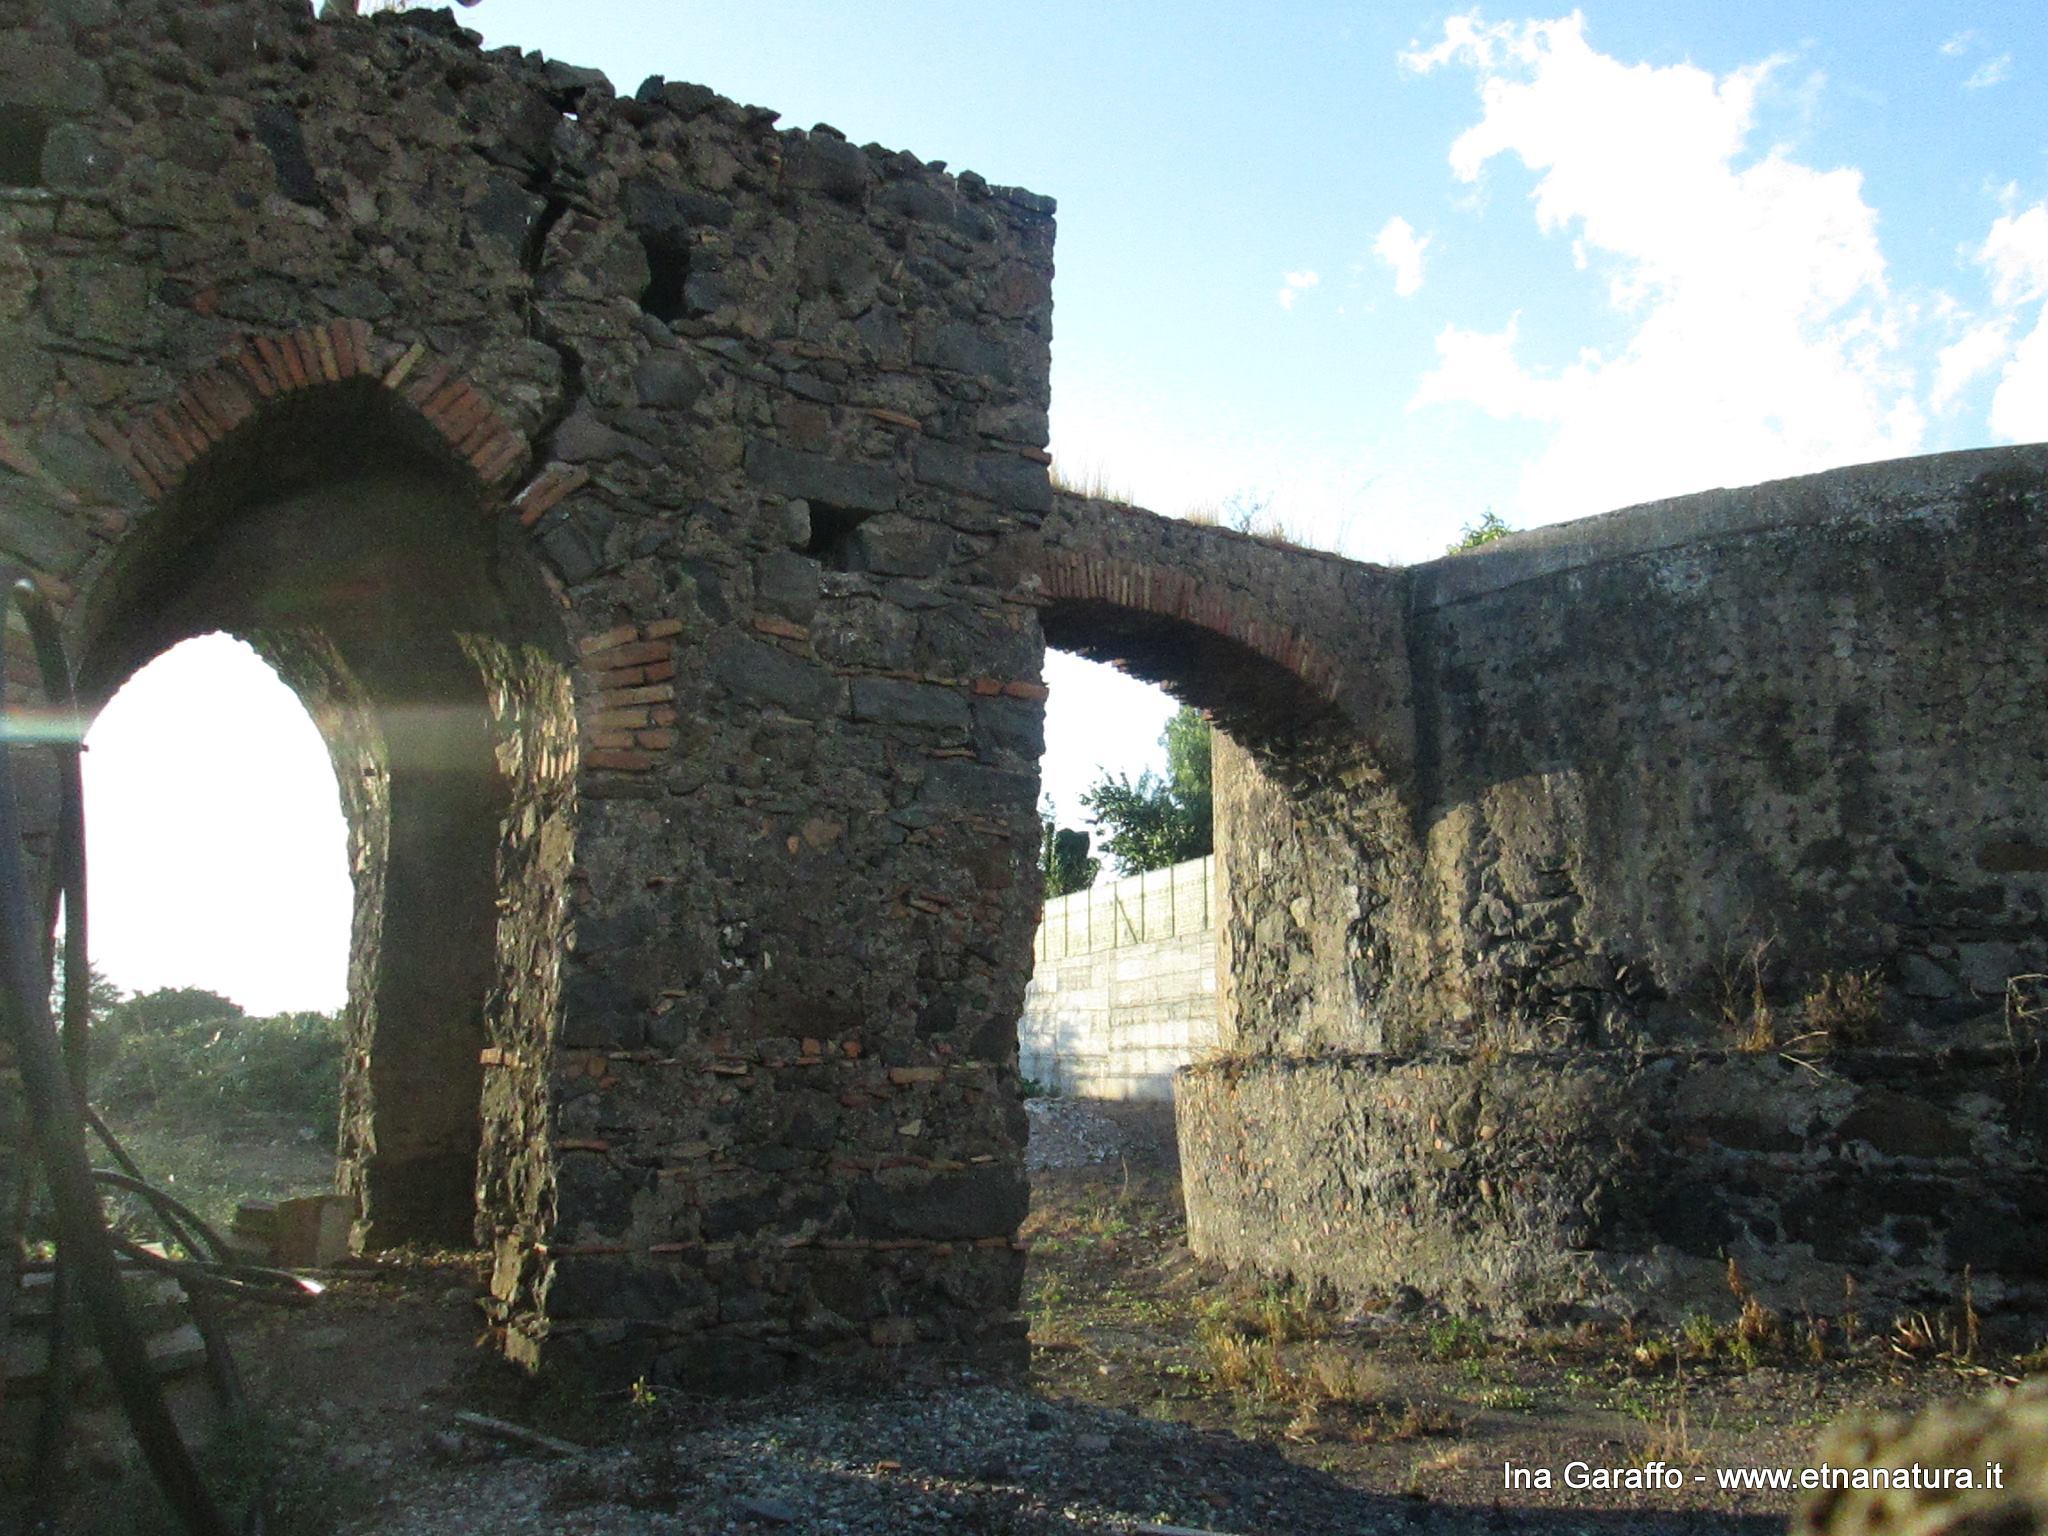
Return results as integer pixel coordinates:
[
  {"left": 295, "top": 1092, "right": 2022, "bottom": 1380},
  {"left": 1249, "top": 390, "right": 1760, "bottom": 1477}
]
[
  {"left": 0, "top": 0, "right": 1058, "bottom": 1390},
  {"left": 0, "top": 0, "right": 2042, "bottom": 1393},
  {"left": 1186, "top": 446, "right": 2048, "bottom": 1325}
]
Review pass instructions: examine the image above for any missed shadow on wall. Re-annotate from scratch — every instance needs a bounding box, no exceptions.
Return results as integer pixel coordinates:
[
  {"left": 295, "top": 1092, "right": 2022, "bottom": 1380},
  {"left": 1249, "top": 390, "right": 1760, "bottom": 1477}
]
[{"left": 77, "top": 382, "right": 577, "bottom": 1254}]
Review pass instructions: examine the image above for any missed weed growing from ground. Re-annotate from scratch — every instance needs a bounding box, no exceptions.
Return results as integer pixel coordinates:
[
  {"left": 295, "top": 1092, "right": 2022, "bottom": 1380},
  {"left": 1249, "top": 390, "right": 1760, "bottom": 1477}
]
[{"left": 1426, "top": 1317, "right": 1486, "bottom": 1362}]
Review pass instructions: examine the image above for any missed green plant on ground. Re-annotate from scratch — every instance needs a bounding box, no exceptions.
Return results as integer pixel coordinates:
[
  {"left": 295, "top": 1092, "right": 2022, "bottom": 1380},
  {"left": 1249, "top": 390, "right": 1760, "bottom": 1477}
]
[
  {"left": 1426, "top": 1316, "right": 1487, "bottom": 1362},
  {"left": 1475, "top": 1382, "right": 1536, "bottom": 1411},
  {"left": 1679, "top": 1309, "right": 1722, "bottom": 1359}
]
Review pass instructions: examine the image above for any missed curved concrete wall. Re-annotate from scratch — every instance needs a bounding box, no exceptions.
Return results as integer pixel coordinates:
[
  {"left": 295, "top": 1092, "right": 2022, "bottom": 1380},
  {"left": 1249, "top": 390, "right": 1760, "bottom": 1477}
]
[
  {"left": 1219, "top": 444, "right": 2048, "bottom": 1055},
  {"left": 1194, "top": 445, "right": 2048, "bottom": 1319}
]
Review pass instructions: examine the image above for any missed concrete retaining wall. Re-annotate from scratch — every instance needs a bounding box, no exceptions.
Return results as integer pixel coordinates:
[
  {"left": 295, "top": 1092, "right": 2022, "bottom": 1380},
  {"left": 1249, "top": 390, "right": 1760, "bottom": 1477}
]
[
  {"left": 1178, "top": 1044, "right": 2048, "bottom": 1325},
  {"left": 1020, "top": 857, "right": 1217, "bottom": 1099}
]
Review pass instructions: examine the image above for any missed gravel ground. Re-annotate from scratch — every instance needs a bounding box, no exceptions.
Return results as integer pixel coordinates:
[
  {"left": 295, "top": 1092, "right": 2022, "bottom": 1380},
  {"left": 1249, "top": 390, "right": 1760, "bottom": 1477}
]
[
  {"left": 1024, "top": 1097, "right": 1133, "bottom": 1171},
  {"left": 346, "top": 1377, "right": 1776, "bottom": 1536}
]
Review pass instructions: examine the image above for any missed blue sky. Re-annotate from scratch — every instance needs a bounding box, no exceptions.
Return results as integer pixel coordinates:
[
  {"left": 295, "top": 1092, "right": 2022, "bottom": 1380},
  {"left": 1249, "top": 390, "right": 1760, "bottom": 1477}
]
[{"left": 84, "top": 1, "right": 2048, "bottom": 1011}]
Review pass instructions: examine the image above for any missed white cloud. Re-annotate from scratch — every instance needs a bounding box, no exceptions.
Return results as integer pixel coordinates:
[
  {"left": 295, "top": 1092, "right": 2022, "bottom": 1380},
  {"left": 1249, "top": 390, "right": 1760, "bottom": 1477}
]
[
  {"left": 1980, "top": 204, "right": 2048, "bottom": 306},
  {"left": 1933, "top": 319, "right": 2012, "bottom": 412},
  {"left": 1965, "top": 53, "right": 2013, "bottom": 90},
  {"left": 1939, "top": 30, "right": 1977, "bottom": 58},
  {"left": 1373, "top": 216, "right": 1432, "bottom": 296},
  {"left": 1989, "top": 318, "right": 2048, "bottom": 439},
  {"left": 1413, "top": 315, "right": 1560, "bottom": 418},
  {"left": 1403, "top": 13, "right": 1922, "bottom": 520},
  {"left": 1967, "top": 203, "right": 2048, "bottom": 439},
  {"left": 1276, "top": 269, "right": 1321, "bottom": 311}
]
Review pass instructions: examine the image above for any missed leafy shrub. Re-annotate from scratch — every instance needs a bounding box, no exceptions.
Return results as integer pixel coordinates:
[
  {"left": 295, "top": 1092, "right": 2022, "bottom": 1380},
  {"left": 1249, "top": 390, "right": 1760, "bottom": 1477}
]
[{"left": 93, "top": 989, "right": 342, "bottom": 1126}]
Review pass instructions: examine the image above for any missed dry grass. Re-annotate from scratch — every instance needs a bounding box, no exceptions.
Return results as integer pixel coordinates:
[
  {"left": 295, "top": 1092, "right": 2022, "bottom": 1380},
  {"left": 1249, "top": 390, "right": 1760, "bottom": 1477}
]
[
  {"left": 1717, "top": 936, "right": 1778, "bottom": 1052},
  {"left": 1802, "top": 969, "right": 1885, "bottom": 1045},
  {"left": 1048, "top": 459, "right": 1132, "bottom": 502},
  {"left": 1886, "top": 1269, "right": 1982, "bottom": 1365},
  {"left": 1636, "top": 1367, "right": 1705, "bottom": 1469},
  {"left": 2006, "top": 973, "right": 2045, "bottom": 1097}
]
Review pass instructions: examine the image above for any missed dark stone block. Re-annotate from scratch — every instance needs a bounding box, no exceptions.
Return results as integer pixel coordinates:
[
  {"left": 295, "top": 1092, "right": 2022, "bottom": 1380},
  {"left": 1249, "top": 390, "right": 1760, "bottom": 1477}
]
[
  {"left": 851, "top": 677, "right": 968, "bottom": 730},
  {"left": 469, "top": 176, "right": 546, "bottom": 251},
  {"left": 1947, "top": 1210, "right": 2046, "bottom": 1278},
  {"left": 559, "top": 970, "right": 648, "bottom": 1049},
  {"left": 535, "top": 513, "right": 600, "bottom": 584},
  {"left": 976, "top": 450, "right": 1054, "bottom": 514},
  {"left": 1838, "top": 1089, "right": 1973, "bottom": 1160},
  {"left": 556, "top": 1150, "right": 635, "bottom": 1235},
  {"left": 38, "top": 121, "right": 114, "bottom": 187},
  {"left": 920, "top": 760, "right": 1035, "bottom": 813},
  {"left": 0, "top": 43, "right": 105, "bottom": 111},
  {"left": 251, "top": 103, "right": 320, "bottom": 206},
  {"left": 974, "top": 697, "right": 1044, "bottom": 760},
  {"left": 633, "top": 351, "right": 706, "bottom": 410},
  {"left": 708, "top": 635, "right": 844, "bottom": 718},
  {"left": 545, "top": 1256, "right": 711, "bottom": 1321},
  {"left": 553, "top": 409, "right": 641, "bottom": 463},
  {"left": 914, "top": 321, "right": 1011, "bottom": 381},
  {"left": 853, "top": 1167, "right": 1028, "bottom": 1240},
  {"left": 744, "top": 441, "right": 899, "bottom": 513},
  {"left": 755, "top": 549, "right": 819, "bottom": 620},
  {"left": 626, "top": 176, "right": 732, "bottom": 237},
  {"left": 542, "top": 60, "right": 612, "bottom": 95},
  {"left": 657, "top": 80, "right": 719, "bottom": 116},
  {"left": 847, "top": 516, "right": 944, "bottom": 577},
  {"left": 701, "top": 1192, "right": 779, "bottom": 1240},
  {"left": 782, "top": 134, "right": 872, "bottom": 202}
]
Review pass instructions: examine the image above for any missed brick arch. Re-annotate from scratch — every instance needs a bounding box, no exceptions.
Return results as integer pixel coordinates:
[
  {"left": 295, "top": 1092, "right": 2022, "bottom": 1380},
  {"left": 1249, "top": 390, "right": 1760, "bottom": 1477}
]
[
  {"left": 84, "top": 320, "right": 531, "bottom": 504},
  {"left": 66, "top": 333, "right": 581, "bottom": 1254},
  {"left": 1038, "top": 549, "right": 1343, "bottom": 704}
]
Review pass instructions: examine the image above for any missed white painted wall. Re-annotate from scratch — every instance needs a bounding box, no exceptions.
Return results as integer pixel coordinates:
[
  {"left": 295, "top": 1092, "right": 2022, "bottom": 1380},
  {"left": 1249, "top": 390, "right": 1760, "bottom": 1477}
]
[{"left": 1019, "top": 856, "right": 1218, "bottom": 1100}]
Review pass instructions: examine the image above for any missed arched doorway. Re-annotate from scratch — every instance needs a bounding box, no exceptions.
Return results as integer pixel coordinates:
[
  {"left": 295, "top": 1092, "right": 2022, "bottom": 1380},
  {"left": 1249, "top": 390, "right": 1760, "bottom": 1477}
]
[{"left": 74, "top": 381, "right": 577, "bottom": 1252}]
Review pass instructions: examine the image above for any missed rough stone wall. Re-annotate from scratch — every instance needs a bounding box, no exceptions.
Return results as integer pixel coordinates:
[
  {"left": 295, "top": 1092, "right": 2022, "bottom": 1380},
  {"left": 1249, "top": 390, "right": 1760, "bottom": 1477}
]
[
  {"left": 1180, "top": 1046, "right": 2046, "bottom": 1324},
  {"left": 1037, "top": 494, "right": 1411, "bottom": 782},
  {"left": 1212, "top": 446, "right": 2048, "bottom": 1055},
  {"left": 0, "top": 0, "right": 1056, "bottom": 1389},
  {"left": 1020, "top": 856, "right": 1217, "bottom": 1100},
  {"left": 1190, "top": 445, "right": 2048, "bottom": 1321},
  {"left": 1, "top": 0, "right": 2042, "bottom": 1385}
]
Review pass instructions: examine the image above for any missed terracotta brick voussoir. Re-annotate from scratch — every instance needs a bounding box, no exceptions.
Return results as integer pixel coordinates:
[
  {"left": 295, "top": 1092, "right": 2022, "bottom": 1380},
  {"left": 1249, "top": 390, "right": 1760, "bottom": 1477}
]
[{"left": 95, "top": 324, "right": 532, "bottom": 505}]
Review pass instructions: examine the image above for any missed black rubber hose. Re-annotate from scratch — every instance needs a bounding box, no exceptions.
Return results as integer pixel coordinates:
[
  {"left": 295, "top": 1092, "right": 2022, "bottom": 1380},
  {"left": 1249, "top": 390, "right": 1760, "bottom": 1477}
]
[
  {"left": 0, "top": 581, "right": 233, "bottom": 1536},
  {"left": 17, "top": 583, "right": 93, "bottom": 1527}
]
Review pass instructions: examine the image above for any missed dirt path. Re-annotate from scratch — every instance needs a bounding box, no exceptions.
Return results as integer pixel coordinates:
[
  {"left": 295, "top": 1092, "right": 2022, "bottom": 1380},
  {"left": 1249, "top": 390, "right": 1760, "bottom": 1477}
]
[
  {"left": 22, "top": 1101, "right": 2041, "bottom": 1534},
  {"left": 1020, "top": 1100, "right": 2041, "bottom": 1524}
]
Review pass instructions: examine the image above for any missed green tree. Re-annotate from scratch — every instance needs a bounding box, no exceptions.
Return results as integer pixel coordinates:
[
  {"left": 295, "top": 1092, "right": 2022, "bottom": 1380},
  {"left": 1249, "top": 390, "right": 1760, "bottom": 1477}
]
[
  {"left": 1040, "top": 799, "right": 1099, "bottom": 897},
  {"left": 50, "top": 958, "right": 123, "bottom": 1029},
  {"left": 1447, "top": 508, "right": 1513, "bottom": 553},
  {"left": 109, "top": 987, "right": 244, "bottom": 1035},
  {"left": 1079, "top": 706, "right": 1214, "bottom": 875}
]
